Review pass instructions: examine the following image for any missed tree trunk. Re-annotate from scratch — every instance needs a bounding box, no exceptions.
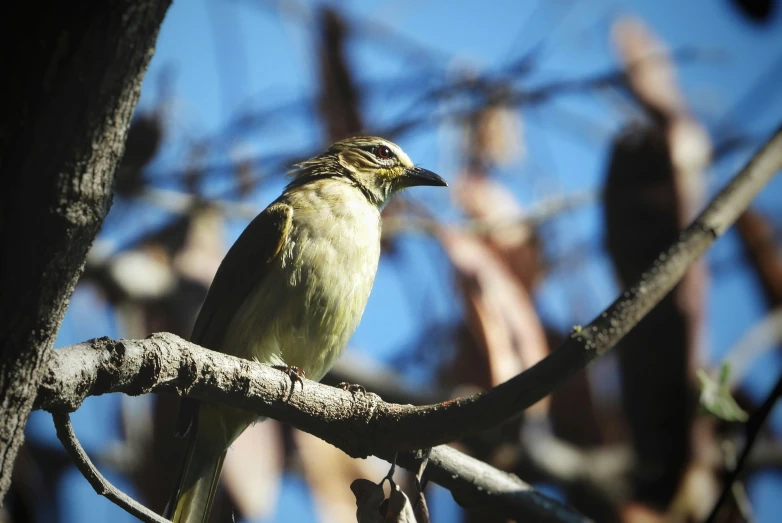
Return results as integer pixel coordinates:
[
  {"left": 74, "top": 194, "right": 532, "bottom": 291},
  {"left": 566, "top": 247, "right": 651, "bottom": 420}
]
[{"left": 0, "top": 0, "right": 170, "bottom": 500}]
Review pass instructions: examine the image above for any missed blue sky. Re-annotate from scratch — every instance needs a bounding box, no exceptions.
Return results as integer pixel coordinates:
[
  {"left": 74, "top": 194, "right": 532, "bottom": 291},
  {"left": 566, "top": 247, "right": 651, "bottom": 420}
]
[{"left": 25, "top": 0, "right": 782, "bottom": 522}]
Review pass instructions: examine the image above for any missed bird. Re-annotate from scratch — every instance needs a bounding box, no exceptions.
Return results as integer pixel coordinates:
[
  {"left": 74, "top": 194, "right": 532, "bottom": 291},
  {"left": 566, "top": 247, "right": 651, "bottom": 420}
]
[{"left": 165, "top": 136, "right": 447, "bottom": 522}]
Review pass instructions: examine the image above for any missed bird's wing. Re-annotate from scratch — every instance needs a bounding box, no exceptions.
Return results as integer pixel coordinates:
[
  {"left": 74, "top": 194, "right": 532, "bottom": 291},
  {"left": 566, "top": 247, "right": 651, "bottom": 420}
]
[
  {"left": 191, "top": 201, "right": 292, "bottom": 349},
  {"left": 176, "top": 201, "right": 292, "bottom": 438}
]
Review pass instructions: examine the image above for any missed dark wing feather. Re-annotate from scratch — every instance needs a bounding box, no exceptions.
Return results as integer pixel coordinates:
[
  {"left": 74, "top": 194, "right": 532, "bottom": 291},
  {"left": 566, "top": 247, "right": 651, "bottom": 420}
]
[
  {"left": 175, "top": 202, "right": 292, "bottom": 437},
  {"left": 190, "top": 202, "right": 292, "bottom": 349}
]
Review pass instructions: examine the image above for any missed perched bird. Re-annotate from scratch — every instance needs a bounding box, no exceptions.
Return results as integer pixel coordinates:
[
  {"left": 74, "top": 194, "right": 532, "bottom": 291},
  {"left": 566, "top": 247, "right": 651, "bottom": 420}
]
[{"left": 166, "top": 136, "right": 446, "bottom": 522}]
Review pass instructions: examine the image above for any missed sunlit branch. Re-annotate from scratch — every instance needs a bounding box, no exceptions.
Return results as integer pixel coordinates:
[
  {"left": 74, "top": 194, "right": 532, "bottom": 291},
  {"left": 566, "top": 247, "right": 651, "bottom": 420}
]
[{"left": 36, "top": 123, "right": 782, "bottom": 522}]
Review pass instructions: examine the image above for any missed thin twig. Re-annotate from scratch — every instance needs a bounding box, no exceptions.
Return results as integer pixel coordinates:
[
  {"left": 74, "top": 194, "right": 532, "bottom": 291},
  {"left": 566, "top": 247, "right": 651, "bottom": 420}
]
[
  {"left": 382, "top": 189, "right": 598, "bottom": 239},
  {"left": 134, "top": 187, "right": 596, "bottom": 237},
  {"left": 138, "top": 187, "right": 260, "bottom": 220},
  {"left": 106, "top": 187, "right": 597, "bottom": 261},
  {"left": 731, "top": 480, "right": 755, "bottom": 523},
  {"left": 718, "top": 440, "right": 756, "bottom": 523},
  {"left": 415, "top": 448, "right": 431, "bottom": 490},
  {"left": 722, "top": 307, "right": 782, "bottom": 389},
  {"left": 413, "top": 448, "right": 433, "bottom": 523},
  {"left": 52, "top": 412, "right": 169, "bottom": 523},
  {"left": 705, "top": 374, "right": 782, "bottom": 523}
]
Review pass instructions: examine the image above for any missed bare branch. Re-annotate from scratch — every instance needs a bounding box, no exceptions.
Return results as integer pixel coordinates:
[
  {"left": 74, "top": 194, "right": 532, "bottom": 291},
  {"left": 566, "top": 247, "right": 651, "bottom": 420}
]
[
  {"left": 36, "top": 124, "right": 782, "bottom": 452},
  {"left": 37, "top": 123, "right": 782, "bottom": 446},
  {"left": 705, "top": 374, "right": 782, "bottom": 522},
  {"left": 34, "top": 124, "right": 782, "bottom": 521},
  {"left": 398, "top": 446, "right": 587, "bottom": 522},
  {"left": 52, "top": 412, "right": 169, "bottom": 523},
  {"left": 382, "top": 190, "right": 598, "bottom": 239},
  {"left": 40, "top": 336, "right": 587, "bottom": 521},
  {"left": 722, "top": 307, "right": 782, "bottom": 389}
]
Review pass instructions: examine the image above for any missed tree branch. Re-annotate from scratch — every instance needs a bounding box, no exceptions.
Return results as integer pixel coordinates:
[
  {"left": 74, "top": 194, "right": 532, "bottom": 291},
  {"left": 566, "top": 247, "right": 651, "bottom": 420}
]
[
  {"left": 52, "top": 412, "right": 169, "bottom": 523},
  {"left": 37, "top": 124, "right": 782, "bottom": 449},
  {"left": 382, "top": 190, "right": 598, "bottom": 239},
  {"left": 397, "top": 446, "right": 585, "bottom": 522},
  {"left": 705, "top": 373, "right": 782, "bottom": 523},
  {"left": 33, "top": 124, "right": 782, "bottom": 520},
  {"left": 40, "top": 338, "right": 588, "bottom": 521}
]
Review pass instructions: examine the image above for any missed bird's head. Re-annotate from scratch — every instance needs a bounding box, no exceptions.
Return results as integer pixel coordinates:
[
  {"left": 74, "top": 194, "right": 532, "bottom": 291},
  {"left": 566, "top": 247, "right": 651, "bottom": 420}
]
[{"left": 290, "top": 136, "right": 447, "bottom": 207}]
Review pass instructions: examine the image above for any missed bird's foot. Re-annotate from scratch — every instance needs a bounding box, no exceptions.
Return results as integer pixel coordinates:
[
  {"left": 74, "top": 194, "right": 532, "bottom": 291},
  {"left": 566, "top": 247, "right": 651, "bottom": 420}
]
[
  {"left": 338, "top": 382, "right": 367, "bottom": 394},
  {"left": 271, "top": 364, "right": 305, "bottom": 392}
]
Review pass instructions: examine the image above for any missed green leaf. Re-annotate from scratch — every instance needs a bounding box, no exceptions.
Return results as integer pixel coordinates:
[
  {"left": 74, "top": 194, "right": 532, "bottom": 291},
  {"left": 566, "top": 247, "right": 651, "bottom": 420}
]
[{"left": 697, "top": 362, "right": 749, "bottom": 423}]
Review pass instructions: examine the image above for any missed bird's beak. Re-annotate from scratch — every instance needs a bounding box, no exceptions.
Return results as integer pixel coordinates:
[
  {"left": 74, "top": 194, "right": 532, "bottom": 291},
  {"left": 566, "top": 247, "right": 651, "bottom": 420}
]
[{"left": 402, "top": 166, "right": 448, "bottom": 188}]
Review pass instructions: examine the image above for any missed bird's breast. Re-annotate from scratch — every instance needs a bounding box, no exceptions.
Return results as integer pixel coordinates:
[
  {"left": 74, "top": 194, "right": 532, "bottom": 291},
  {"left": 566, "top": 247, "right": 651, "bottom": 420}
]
[{"left": 227, "top": 181, "right": 381, "bottom": 381}]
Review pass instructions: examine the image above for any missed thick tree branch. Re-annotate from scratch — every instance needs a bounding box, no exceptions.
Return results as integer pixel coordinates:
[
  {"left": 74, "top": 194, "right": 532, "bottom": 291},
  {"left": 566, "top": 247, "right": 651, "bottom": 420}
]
[
  {"left": 29, "top": 123, "right": 782, "bottom": 520},
  {"left": 36, "top": 125, "right": 782, "bottom": 449},
  {"left": 38, "top": 337, "right": 587, "bottom": 522},
  {"left": 31, "top": 124, "right": 781, "bottom": 521},
  {"left": 52, "top": 412, "right": 169, "bottom": 523}
]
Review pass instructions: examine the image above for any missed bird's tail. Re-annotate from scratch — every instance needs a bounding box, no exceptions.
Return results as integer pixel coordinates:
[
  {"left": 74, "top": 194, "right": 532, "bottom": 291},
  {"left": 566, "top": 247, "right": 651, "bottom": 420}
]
[{"left": 164, "top": 429, "right": 227, "bottom": 523}]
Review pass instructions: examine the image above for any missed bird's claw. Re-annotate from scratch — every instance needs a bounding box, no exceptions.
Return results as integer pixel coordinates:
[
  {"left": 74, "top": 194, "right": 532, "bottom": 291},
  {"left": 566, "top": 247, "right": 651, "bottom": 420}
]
[
  {"left": 271, "top": 364, "right": 305, "bottom": 392},
  {"left": 338, "top": 382, "right": 367, "bottom": 394}
]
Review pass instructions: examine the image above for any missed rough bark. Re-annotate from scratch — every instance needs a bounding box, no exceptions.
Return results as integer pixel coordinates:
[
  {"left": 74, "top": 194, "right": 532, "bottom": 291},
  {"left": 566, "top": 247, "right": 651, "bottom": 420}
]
[
  {"left": 0, "top": 0, "right": 170, "bottom": 500},
  {"left": 37, "top": 334, "right": 589, "bottom": 522}
]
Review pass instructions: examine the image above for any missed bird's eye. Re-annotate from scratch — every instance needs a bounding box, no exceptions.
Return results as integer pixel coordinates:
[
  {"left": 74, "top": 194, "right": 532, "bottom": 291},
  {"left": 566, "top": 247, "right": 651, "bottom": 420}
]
[{"left": 374, "top": 145, "right": 393, "bottom": 160}]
